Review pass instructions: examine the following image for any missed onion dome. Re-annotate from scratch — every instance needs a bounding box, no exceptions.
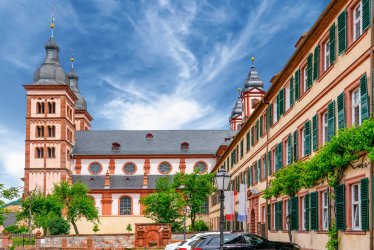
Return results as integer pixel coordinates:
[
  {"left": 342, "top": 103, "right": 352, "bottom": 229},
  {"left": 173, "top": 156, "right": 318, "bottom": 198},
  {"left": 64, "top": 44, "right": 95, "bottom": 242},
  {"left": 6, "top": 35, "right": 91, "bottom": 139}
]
[
  {"left": 230, "top": 96, "right": 243, "bottom": 119},
  {"left": 243, "top": 57, "right": 264, "bottom": 91},
  {"left": 68, "top": 68, "right": 87, "bottom": 110},
  {"left": 33, "top": 37, "right": 69, "bottom": 85}
]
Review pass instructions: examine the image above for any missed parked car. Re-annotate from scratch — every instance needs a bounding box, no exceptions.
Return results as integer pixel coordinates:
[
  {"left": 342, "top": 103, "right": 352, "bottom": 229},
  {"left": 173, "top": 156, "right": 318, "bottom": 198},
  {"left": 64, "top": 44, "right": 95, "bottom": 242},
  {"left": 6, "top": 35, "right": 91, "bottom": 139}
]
[
  {"left": 165, "top": 232, "right": 223, "bottom": 250},
  {"left": 190, "top": 233, "right": 301, "bottom": 250}
]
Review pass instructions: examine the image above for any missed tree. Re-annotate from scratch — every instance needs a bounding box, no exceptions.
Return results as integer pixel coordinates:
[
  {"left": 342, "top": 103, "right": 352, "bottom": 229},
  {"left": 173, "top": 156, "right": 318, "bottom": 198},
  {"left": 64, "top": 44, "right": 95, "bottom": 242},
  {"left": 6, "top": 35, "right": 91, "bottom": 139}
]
[
  {"left": 140, "top": 177, "right": 184, "bottom": 231},
  {"left": 0, "top": 184, "right": 19, "bottom": 226},
  {"left": 52, "top": 181, "right": 99, "bottom": 235},
  {"left": 126, "top": 223, "right": 132, "bottom": 233},
  {"left": 173, "top": 172, "right": 215, "bottom": 230},
  {"left": 48, "top": 217, "right": 70, "bottom": 235}
]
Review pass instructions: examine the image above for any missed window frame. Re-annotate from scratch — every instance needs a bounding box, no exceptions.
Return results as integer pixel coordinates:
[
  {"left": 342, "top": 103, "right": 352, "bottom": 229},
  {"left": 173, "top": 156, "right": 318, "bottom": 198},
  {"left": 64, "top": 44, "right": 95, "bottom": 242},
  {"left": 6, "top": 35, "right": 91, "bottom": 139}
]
[
  {"left": 351, "top": 183, "right": 361, "bottom": 230},
  {"left": 353, "top": 2, "right": 363, "bottom": 42},
  {"left": 88, "top": 162, "right": 103, "bottom": 175},
  {"left": 158, "top": 161, "right": 173, "bottom": 174},
  {"left": 118, "top": 196, "right": 132, "bottom": 215},
  {"left": 351, "top": 88, "right": 361, "bottom": 126},
  {"left": 123, "top": 162, "right": 137, "bottom": 175},
  {"left": 285, "top": 84, "right": 291, "bottom": 111},
  {"left": 322, "top": 191, "right": 329, "bottom": 230}
]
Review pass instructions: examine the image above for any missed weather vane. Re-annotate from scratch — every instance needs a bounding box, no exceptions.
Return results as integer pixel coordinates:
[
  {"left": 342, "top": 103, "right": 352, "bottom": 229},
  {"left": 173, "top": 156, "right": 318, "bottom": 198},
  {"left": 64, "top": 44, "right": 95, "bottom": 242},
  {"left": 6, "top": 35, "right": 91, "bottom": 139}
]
[
  {"left": 50, "top": 0, "right": 55, "bottom": 38},
  {"left": 70, "top": 48, "right": 75, "bottom": 69}
]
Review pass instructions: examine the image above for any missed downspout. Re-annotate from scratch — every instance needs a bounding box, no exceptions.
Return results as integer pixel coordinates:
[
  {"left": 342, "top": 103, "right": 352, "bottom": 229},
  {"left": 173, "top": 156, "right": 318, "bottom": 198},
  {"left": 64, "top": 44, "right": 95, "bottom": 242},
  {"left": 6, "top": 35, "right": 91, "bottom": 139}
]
[
  {"left": 370, "top": 2, "right": 374, "bottom": 248},
  {"left": 263, "top": 100, "right": 270, "bottom": 239}
]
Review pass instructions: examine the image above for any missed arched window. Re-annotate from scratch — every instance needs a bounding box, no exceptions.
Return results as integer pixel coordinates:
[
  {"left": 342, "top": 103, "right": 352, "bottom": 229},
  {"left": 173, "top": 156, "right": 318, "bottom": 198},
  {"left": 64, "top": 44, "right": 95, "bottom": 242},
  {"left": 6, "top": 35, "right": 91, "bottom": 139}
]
[
  {"left": 112, "top": 142, "right": 120, "bottom": 151},
  {"left": 48, "top": 126, "right": 56, "bottom": 137},
  {"left": 36, "top": 126, "right": 44, "bottom": 138},
  {"left": 37, "top": 102, "right": 45, "bottom": 114},
  {"left": 123, "top": 162, "right": 137, "bottom": 175},
  {"left": 48, "top": 102, "right": 56, "bottom": 114},
  {"left": 194, "top": 161, "right": 208, "bottom": 174},
  {"left": 119, "top": 196, "right": 132, "bottom": 215},
  {"left": 146, "top": 133, "right": 153, "bottom": 139},
  {"left": 47, "top": 147, "right": 55, "bottom": 158},
  {"left": 181, "top": 142, "right": 189, "bottom": 151},
  {"left": 158, "top": 161, "right": 172, "bottom": 174},
  {"left": 36, "top": 147, "right": 44, "bottom": 158},
  {"left": 88, "top": 162, "right": 102, "bottom": 175}
]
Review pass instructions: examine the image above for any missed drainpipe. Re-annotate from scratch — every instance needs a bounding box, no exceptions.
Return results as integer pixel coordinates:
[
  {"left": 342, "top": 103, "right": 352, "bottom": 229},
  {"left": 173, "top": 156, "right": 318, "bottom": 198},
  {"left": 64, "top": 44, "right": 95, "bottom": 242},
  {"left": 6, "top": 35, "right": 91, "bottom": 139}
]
[
  {"left": 263, "top": 100, "right": 270, "bottom": 239},
  {"left": 370, "top": 4, "right": 374, "bottom": 249}
]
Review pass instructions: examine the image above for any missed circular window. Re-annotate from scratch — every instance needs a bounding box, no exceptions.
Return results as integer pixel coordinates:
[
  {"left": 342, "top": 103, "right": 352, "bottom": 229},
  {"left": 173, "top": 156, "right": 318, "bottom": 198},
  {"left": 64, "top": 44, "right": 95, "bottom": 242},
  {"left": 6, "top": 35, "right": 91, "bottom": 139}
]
[
  {"left": 123, "top": 162, "right": 137, "bottom": 175},
  {"left": 158, "top": 162, "right": 172, "bottom": 174},
  {"left": 89, "top": 162, "right": 102, "bottom": 175},
  {"left": 194, "top": 161, "right": 208, "bottom": 174}
]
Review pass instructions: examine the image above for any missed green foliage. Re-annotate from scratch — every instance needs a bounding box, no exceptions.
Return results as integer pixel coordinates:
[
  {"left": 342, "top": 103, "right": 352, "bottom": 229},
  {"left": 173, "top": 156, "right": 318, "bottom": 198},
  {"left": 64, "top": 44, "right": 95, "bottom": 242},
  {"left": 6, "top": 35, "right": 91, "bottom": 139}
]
[
  {"left": 0, "top": 184, "right": 19, "bottom": 225},
  {"left": 173, "top": 172, "right": 215, "bottom": 230},
  {"left": 326, "top": 220, "right": 338, "bottom": 250},
  {"left": 140, "top": 177, "right": 184, "bottom": 231},
  {"left": 5, "top": 225, "right": 28, "bottom": 234},
  {"left": 189, "top": 220, "right": 209, "bottom": 232},
  {"left": 93, "top": 223, "right": 100, "bottom": 233},
  {"left": 52, "top": 181, "right": 99, "bottom": 235},
  {"left": 11, "top": 237, "right": 35, "bottom": 247},
  {"left": 126, "top": 223, "right": 132, "bottom": 233},
  {"left": 48, "top": 217, "right": 70, "bottom": 235},
  {"left": 265, "top": 118, "right": 374, "bottom": 199}
]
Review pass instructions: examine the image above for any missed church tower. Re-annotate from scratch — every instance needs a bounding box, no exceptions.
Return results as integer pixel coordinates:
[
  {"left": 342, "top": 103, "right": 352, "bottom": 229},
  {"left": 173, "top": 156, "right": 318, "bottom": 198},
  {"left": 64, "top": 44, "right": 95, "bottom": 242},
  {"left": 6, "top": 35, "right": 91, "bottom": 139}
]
[
  {"left": 23, "top": 14, "right": 78, "bottom": 194},
  {"left": 229, "top": 93, "right": 243, "bottom": 130},
  {"left": 241, "top": 57, "right": 266, "bottom": 120}
]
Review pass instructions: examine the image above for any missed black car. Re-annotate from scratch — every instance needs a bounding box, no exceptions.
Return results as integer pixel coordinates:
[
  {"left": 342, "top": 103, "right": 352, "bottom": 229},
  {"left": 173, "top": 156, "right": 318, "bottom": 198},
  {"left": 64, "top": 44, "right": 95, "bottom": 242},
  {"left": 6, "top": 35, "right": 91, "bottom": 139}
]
[{"left": 190, "top": 233, "right": 301, "bottom": 250}]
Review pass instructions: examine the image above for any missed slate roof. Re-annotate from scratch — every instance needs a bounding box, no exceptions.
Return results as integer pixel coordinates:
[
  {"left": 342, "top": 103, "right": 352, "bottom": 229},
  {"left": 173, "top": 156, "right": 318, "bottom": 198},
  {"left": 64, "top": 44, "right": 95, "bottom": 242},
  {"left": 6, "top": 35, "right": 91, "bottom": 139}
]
[
  {"left": 73, "top": 175, "right": 173, "bottom": 190},
  {"left": 73, "top": 130, "right": 236, "bottom": 156},
  {"left": 3, "top": 212, "right": 17, "bottom": 228}
]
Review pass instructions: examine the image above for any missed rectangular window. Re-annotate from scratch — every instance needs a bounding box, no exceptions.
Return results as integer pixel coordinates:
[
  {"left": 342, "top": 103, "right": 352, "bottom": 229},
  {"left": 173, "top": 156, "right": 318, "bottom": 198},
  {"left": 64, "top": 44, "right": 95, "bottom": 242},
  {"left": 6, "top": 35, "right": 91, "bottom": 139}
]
[
  {"left": 285, "top": 85, "right": 290, "bottom": 111},
  {"left": 323, "top": 112, "right": 328, "bottom": 145},
  {"left": 351, "top": 183, "right": 361, "bottom": 230},
  {"left": 273, "top": 100, "right": 278, "bottom": 123},
  {"left": 352, "top": 88, "right": 361, "bottom": 126},
  {"left": 303, "top": 67, "right": 308, "bottom": 93},
  {"left": 322, "top": 191, "right": 329, "bottom": 230},
  {"left": 262, "top": 205, "right": 266, "bottom": 223},
  {"left": 324, "top": 41, "right": 330, "bottom": 71},
  {"left": 301, "top": 128, "right": 305, "bottom": 158},
  {"left": 353, "top": 3, "right": 363, "bottom": 41},
  {"left": 302, "top": 196, "right": 307, "bottom": 230},
  {"left": 285, "top": 140, "right": 290, "bottom": 165}
]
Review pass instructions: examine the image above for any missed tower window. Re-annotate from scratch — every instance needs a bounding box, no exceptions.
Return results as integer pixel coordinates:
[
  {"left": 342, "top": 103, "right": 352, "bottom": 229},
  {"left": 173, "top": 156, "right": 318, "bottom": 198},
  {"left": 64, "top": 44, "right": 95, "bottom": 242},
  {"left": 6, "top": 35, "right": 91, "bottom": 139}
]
[
  {"left": 35, "top": 147, "right": 44, "bottom": 158},
  {"left": 48, "top": 102, "right": 56, "bottom": 114},
  {"left": 37, "top": 102, "right": 45, "bottom": 114},
  {"left": 47, "top": 147, "right": 55, "bottom": 158},
  {"left": 48, "top": 126, "right": 56, "bottom": 137},
  {"left": 36, "top": 126, "right": 44, "bottom": 138}
]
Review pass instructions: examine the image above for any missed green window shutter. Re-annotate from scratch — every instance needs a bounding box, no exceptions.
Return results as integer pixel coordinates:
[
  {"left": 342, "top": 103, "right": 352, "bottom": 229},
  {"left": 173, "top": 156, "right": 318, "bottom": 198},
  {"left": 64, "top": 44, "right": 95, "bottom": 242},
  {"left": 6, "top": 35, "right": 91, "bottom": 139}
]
[
  {"left": 260, "top": 116, "right": 263, "bottom": 138},
  {"left": 256, "top": 120, "right": 260, "bottom": 142},
  {"left": 288, "top": 133, "right": 292, "bottom": 164},
  {"left": 362, "top": 0, "right": 371, "bottom": 31},
  {"left": 268, "top": 103, "right": 273, "bottom": 128},
  {"left": 337, "top": 92, "right": 346, "bottom": 129},
  {"left": 251, "top": 126, "right": 255, "bottom": 146},
  {"left": 360, "top": 74, "right": 370, "bottom": 122},
  {"left": 295, "top": 70, "right": 300, "bottom": 101},
  {"left": 304, "top": 120, "right": 311, "bottom": 156},
  {"left": 327, "top": 101, "right": 336, "bottom": 142},
  {"left": 313, "top": 45, "right": 320, "bottom": 80},
  {"left": 312, "top": 115, "right": 318, "bottom": 152},
  {"left": 293, "top": 130, "right": 298, "bottom": 161},
  {"left": 329, "top": 23, "right": 336, "bottom": 64},
  {"left": 310, "top": 192, "right": 318, "bottom": 231},
  {"left": 274, "top": 203, "right": 278, "bottom": 231},
  {"left": 361, "top": 178, "right": 369, "bottom": 230},
  {"left": 268, "top": 151, "right": 272, "bottom": 176},
  {"left": 335, "top": 184, "right": 346, "bottom": 230},
  {"left": 337, "top": 10, "right": 347, "bottom": 55},
  {"left": 257, "top": 159, "right": 261, "bottom": 182},
  {"left": 263, "top": 154, "right": 267, "bottom": 178},
  {"left": 246, "top": 132, "right": 250, "bottom": 152},
  {"left": 307, "top": 53, "right": 313, "bottom": 89},
  {"left": 249, "top": 166, "right": 252, "bottom": 186},
  {"left": 305, "top": 194, "right": 310, "bottom": 231},
  {"left": 278, "top": 201, "right": 283, "bottom": 231},
  {"left": 290, "top": 77, "right": 295, "bottom": 106},
  {"left": 279, "top": 142, "right": 283, "bottom": 169},
  {"left": 291, "top": 196, "right": 299, "bottom": 231},
  {"left": 280, "top": 88, "right": 285, "bottom": 115},
  {"left": 276, "top": 93, "right": 280, "bottom": 120},
  {"left": 267, "top": 204, "right": 271, "bottom": 229}
]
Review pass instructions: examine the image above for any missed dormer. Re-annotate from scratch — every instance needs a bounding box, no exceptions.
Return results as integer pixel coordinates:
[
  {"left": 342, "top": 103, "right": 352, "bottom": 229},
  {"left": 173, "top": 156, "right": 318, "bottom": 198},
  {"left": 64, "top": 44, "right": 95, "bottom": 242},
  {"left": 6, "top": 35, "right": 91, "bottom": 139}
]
[
  {"left": 112, "top": 142, "right": 120, "bottom": 151},
  {"left": 181, "top": 142, "right": 189, "bottom": 151},
  {"left": 146, "top": 133, "right": 153, "bottom": 140}
]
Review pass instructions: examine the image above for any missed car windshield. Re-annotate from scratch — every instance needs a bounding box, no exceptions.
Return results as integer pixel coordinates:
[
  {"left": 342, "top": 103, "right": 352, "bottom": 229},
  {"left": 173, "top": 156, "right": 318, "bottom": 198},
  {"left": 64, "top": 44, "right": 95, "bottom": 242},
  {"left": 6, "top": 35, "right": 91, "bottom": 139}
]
[
  {"left": 187, "top": 240, "right": 197, "bottom": 246},
  {"left": 242, "top": 234, "right": 264, "bottom": 245}
]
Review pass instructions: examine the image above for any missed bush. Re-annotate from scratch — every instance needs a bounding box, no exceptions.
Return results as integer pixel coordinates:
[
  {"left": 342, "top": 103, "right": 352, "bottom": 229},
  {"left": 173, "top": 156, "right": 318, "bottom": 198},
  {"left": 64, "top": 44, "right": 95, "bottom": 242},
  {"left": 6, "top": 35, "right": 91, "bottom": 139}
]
[
  {"left": 5, "top": 225, "right": 28, "bottom": 234},
  {"left": 189, "top": 220, "right": 209, "bottom": 232},
  {"left": 48, "top": 217, "right": 70, "bottom": 235}
]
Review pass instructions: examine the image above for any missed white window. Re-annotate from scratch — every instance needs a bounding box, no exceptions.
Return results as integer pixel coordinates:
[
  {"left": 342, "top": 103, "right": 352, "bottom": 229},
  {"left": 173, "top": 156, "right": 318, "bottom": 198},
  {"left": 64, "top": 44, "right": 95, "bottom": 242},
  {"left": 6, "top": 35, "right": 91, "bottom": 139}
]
[
  {"left": 323, "top": 112, "right": 329, "bottom": 145},
  {"left": 324, "top": 41, "right": 330, "bottom": 71},
  {"left": 352, "top": 88, "right": 361, "bottom": 126},
  {"left": 285, "top": 85, "right": 290, "bottom": 111},
  {"left": 301, "top": 128, "right": 305, "bottom": 158},
  {"left": 352, "top": 183, "right": 361, "bottom": 230},
  {"left": 303, "top": 67, "right": 308, "bottom": 92},
  {"left": 285, "top": 200, "right": 289, "bottom": 230},
  {"left": 273, "top": 101, "right": 278, "bottom": 123},
  {"left": 302, "top": 196, "right": 307, "bottom": 230},
  {"left": 285, "top": 140, "right": 291, "bottom": 165},
  {"left": 322, "top": 191, "right": 329, "bottom": 230},
  {"left": 262, "top": 206, "right": 266, "bottom": 223},
  {"left": 354, "top": 3, "right": 363, "bottom": 41}
]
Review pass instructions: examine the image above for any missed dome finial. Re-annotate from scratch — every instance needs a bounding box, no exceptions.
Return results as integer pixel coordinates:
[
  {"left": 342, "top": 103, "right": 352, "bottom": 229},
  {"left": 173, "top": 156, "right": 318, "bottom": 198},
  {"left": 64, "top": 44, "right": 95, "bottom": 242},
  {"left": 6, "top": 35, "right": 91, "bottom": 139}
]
[
  {"left": 251, "top": 56, "right": 255, "bottom": 66},
  {"left": 50, "top": 0, "right": 55, "bottom": 38},
  {"left": 70, "top": 48, "right": 75, "bottom": 69},
  {"left": 237, "top": 88, "right": 241, "bottom": 95}
]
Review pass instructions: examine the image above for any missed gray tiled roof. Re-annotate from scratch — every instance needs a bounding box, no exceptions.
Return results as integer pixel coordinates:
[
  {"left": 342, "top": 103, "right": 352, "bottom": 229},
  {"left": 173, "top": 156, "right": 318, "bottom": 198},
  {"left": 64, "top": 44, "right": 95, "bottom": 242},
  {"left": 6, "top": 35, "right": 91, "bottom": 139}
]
[
  {"left": 3, "top": 212, "right": 17, "bottom": 228},
  {"left": 73, "top": 130, "right": 236, "bottom": 156},
  {"left": 73, "top": 175, "right": 173, "bottom": 190}
]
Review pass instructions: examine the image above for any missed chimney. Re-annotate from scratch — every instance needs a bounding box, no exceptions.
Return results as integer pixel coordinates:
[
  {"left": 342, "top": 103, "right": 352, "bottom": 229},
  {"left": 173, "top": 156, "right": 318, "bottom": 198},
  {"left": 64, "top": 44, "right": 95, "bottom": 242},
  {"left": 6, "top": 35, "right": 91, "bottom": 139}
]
[{"left": 104, "top": 170, "right": 110, "bottom": 189}]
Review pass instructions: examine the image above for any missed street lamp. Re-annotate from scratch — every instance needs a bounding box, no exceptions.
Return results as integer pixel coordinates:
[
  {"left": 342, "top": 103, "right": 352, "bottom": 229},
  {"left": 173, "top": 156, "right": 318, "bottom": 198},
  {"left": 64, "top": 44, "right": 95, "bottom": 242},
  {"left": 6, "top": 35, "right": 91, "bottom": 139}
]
[
  {"left": 214, "top": 167, "right": 231, "bottom": 250},
  {"left": 183, "top": 206, "right": 189, "bottom": 241}
]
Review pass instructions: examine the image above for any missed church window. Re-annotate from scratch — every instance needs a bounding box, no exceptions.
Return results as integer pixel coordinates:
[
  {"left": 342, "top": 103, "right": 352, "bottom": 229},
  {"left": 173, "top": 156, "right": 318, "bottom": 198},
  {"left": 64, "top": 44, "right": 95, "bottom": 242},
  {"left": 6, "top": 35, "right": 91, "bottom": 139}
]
[
  {"left": 123, "top": 162, "right": 137, "bottom": 175},
  {"left": 35, "top": 147, "right": 44, "bottom": 158},
  {"left": 89, "top": 162, "right": 103, "bottom": 175},
  {"left": 36, "top": 126, "right": 44, "bottom": 138},
  {"left": 48, "top": 102, "right": 56, "bottom": 114},
  {"left": 47, "top": 147, "right": 55, "bottom": 158},
  {"left": 158, "top": 161, "right": 172, "bottom": 174},
  {"left": 48, "top": 126, "right": 56, "bottom": 137},
  {"left": 119, "top": 196, "right": 132, "bottom": 215},
  {"left": 194, "top": 161, "right": 208, "bottom": 174},
  {"left": 37, "top": 102, "right": 45, "bottom": 114}
]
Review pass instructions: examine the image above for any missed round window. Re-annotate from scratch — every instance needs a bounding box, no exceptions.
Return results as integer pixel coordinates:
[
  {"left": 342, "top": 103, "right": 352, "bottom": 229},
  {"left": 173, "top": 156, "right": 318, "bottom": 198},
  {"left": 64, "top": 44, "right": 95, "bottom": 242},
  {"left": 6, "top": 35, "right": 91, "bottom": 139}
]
[
  {"left": 123, "top": 162, "right": 137, "bottom": 175},
  {"left": 159, "top": 162, "right": 172, "bottom": 174},
  {"left": 195, "top": 161, "right": 208, "bottom": 173},
  {"left": 89, "top": 162, "right": 102, "bottom": 175}
]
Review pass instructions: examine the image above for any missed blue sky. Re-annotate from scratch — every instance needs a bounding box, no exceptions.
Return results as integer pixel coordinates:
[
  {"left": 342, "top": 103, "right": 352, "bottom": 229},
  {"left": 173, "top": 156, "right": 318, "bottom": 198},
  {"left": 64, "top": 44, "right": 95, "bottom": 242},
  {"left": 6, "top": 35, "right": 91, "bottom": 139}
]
[{"left": 0, "top": 0, "right": 329, "bottom": 188}]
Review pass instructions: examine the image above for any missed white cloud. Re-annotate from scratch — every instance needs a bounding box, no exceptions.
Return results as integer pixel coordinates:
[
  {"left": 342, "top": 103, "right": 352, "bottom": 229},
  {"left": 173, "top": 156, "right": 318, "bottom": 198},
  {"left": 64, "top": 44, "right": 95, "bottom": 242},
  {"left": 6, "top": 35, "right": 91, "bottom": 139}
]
[{"left": 0, "top": 125, "right": 24, "bottom": 189}]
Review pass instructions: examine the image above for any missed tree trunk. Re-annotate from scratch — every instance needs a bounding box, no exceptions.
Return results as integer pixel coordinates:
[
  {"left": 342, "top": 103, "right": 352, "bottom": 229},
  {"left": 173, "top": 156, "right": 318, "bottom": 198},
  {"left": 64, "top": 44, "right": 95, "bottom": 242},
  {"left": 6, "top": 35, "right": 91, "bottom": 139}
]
[
  {"left": 286, "top": 215, "right": 292, "bottom": 242},
  {"left": 71, "top": 220, "right": 79, "bottom": 235},
  {"left": 190, "top": 213, "right": 196, "bottom": 231}
]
